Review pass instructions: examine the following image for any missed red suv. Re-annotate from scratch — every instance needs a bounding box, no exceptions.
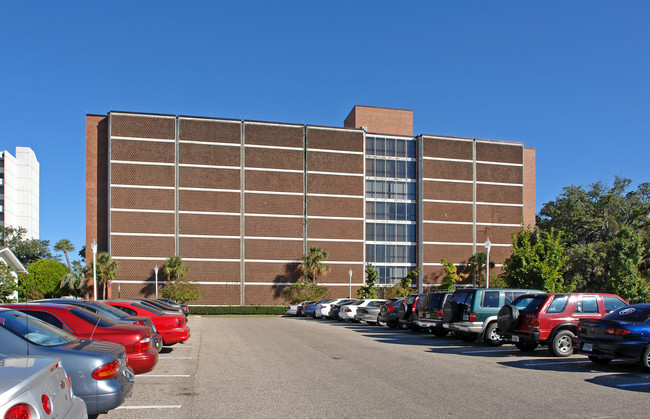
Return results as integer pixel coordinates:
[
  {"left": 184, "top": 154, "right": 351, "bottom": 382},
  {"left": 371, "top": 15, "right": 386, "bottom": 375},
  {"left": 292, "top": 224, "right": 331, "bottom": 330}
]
[{"left": 497, "top": 293, "right": 628, "bottom": 356}]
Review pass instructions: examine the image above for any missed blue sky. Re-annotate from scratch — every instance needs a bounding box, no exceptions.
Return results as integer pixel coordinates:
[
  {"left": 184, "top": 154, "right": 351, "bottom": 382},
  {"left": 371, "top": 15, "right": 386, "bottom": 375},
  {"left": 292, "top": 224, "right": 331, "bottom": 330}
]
[{"left": 1, "top": 1, "right": 648, "bottom": 263}]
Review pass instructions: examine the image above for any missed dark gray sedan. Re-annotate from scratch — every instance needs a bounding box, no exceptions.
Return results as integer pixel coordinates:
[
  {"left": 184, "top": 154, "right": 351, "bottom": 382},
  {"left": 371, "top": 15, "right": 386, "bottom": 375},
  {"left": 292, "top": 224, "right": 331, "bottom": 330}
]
[{"left": 0, "top": 308, "right": 134, "bottom": 416}]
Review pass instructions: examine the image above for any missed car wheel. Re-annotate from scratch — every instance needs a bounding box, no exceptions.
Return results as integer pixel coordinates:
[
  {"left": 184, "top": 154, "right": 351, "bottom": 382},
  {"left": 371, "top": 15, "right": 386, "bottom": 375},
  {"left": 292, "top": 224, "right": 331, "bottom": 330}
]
[
  {"left": 431, "top": 326, "right": 449, "bottom": 337},
  {"left": 640, "top": 346, "right": 650, "bottom": 371},
  {"left": 388, "top": 320, "right": 398, "bottom": 328},
  {"left": 588, "top": 356, "right": 611, "bottom": 365},
  {"left": 398, "top": 321, "right": 410, "bottom": 330},
  {"left": 459, "top": 332, "right": 478, "bottom": 342},
  {"left": 549, "top": 330, "right": 575, "bottom": 357},
  {"left": 483, "top": 322, "right": 503, "bottom": 346},
  {"left": 515, "top": 342, "right": 538, "bottom": 352}
]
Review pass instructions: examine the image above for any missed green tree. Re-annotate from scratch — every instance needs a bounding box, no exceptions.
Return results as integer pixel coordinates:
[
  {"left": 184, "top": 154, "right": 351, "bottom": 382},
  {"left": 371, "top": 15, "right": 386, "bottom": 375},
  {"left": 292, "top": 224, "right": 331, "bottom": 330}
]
[
  {"left": 17, "top": 259, "right": 68, "bottom": 300},
  {"left": 439, "top": 258, "right": 466, "bottom": 291},
  {"left": 600, "top": 227, "right": 650, "bottom": 303},
  {"left": 466, "top": 252, "right": 496, "bottom": 287},
  {"left": 54, "top": 238, "right": 75, "bottom": 271},
  {"left": 357, "top": 264, "right": 379, "bottom": 299},
  {"left": 501, "top": 227, "right": 570, "bottom": 292},
  {"left": 78, "top": 245, "right": 86, "bottom": 263},
  {"left": 59, "top": 260, "right": 88, "bottom": 297},
  {"left": 163, "top": 255, "right": 189, "bottom": 281},
  {"left": 0, "top": 261, "right": 18, "bottom": 302},
  {"left": 300, "top": 246, "right": 330, "bottom": 283},
  {"left": 160, "top": 280, "right": 202, "bottom": 304},
  {"left": 88, "top": 252, "right": 119, "bottom": 299},
  {"left": 537, "top": 178, "right": 650, "bottom": 292},
  {"left": 281, "top": 280, "right": 329, "bottom": 304},
  {"left": 385, "top": 267, "right": 421, "bottom": 298},
  {"left": 0, "top": 226, "right": 56, "bottom": 266}
]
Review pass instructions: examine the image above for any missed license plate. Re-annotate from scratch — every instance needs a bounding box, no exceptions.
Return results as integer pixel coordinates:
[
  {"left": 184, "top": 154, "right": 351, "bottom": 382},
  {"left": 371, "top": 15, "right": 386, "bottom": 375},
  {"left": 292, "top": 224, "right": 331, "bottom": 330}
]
[
  {"left": 511, "top": 335, "right": 519, "bottom": 342},
  {"left": 582, "top": 343, "right": 593, "bottom": 352},
  {"left": 425, "top": 313, "right": 431, "bottom": 318},
  {"left": 462, "top": 314, "right": 469, "bottom": 321}
]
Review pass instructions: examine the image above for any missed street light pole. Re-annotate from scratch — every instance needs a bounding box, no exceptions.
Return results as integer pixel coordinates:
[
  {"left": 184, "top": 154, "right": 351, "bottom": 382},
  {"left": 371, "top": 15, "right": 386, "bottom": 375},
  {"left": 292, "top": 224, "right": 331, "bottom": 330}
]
[
  {"left": 154, "top": 265, "right": 159, "bottom": 299},
  {"left": 484, "top": 237, "right": 491, "bottom": 289},
  {"left": 349, "top": 268, "right": 353, "bottom": 298},
  {"left": 91, "top": 240, "right": 98, "bottom": 300}
]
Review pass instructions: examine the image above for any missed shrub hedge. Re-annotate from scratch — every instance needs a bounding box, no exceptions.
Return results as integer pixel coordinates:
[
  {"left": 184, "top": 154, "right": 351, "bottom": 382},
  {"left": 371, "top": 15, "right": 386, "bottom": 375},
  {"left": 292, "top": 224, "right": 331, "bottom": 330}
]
[{"left": 189, "top": 305, "right": 286, "bottom": 315}]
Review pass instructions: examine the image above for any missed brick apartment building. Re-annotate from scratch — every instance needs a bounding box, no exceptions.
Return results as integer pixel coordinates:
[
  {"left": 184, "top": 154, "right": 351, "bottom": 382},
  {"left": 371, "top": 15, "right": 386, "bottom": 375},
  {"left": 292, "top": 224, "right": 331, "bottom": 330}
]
[{"left": 86, "top": 105, "right": 535, "bottom": 305}]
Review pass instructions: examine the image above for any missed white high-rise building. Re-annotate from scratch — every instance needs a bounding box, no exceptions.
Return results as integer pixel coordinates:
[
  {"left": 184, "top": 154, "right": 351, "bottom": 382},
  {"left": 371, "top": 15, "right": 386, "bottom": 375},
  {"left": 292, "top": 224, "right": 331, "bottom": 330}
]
[{"left": 0, "top": 147, "right": 39, "bottom": 239}]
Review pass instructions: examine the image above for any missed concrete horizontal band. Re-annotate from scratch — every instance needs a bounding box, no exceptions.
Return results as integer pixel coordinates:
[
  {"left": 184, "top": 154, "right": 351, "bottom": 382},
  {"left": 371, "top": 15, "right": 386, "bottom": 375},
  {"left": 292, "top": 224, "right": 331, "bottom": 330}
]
[
  {"left": 179, "top": 140, "right": 240, "bottom": 147},
  {"left": 244, "top": 144, "right": 303, "bottom": 151},
  {"left": 180, "top": 164, "right": 240, "bottom": 170},
  {"left": 246, "top": 167, "right": 303, "bottom": 174},
  {"left": 307, "top": 148, "right": 363, "bottom": 156},
  {"left": 111, "top": 184, "right": 174, "bottom": 190},
  {"left": 111, "top": 208, "right": 175, "bottom": 213},
  {"left": 111, "top": 160, "right": 175, "bottom": 167},
  {"left": 422, "top": 220, "right": 522, "bottom": 227},
  {"left": 307, "top": 216, "right": 364, "bottom": 221},
  {"left": 307, "top": 170, "right": 364, "bottom": 177},
  {"left": 423, "top": 242, "right": 512, "bottom": 247},
  {"left": 111, "top": 136, "right": 175, "bottom": 143}
]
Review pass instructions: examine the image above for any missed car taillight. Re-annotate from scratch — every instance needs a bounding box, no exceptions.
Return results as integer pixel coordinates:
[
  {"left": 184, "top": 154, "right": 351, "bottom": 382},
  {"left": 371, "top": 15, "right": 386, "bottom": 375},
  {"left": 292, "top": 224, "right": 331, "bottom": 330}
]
[
  {"left": 176, "top": 317, "right": 183, "bottom": 327},
  {"left": 412, "top": 296, "right": 420, "bottom": 314},
  {"left": 469, "top": 313, "right": 476, "bottom": 322},
  {"left": 437, "top": 309, "right": 443, "bottom": 319},
  {"left": 387, "top": 305, "right": 395, "bottom": 313},
  {"left": 134, "top": 320, "right": 145, "bottom": 326},
  {"left": 4, "top": 403, "right": 31, "bottom": 419},
  {"left": 606, "top": 328, "right": 631, "bottom": 335},
  {"left": 319, "top": 305, "right": 325, "bottom": 309},
  {"left": 133, "top": 337, "right": 152, "bottom": 352},
  {"left": 532, "top": 317, "right": 540, "bottom": 328},
  {"left": 92, "top": 360, "right": 120, "bottom": 380},
  {"left": 344, "top": 308, "right": 351, "bottom": 312},
  {"left": 41, "top": 395, "right": 52, "bottom": 415}
]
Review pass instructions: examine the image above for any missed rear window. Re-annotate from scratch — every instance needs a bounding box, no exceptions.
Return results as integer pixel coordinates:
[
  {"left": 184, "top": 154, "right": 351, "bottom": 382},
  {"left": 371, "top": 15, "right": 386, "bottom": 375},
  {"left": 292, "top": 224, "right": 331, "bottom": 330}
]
[
  {"left": 513, "top": 296, "right": 546, "bottom": 313},
  {"left": 603, "top": 296, "right": 626, "bottom": 313},
  {"left": 425, "top": 294, "right": 443, "bottom": 309},
  {"left": 450, "top": 290, "right": 474, "bottom": 306},
  {"left": 604, "top": 306, "right": 650, "bottom": 322},
  {"left": 367, "top": 301, "right": 385, "bottom": 307},
  {"left": 71, "top": 308, "right": 116, "bottom": 328}
]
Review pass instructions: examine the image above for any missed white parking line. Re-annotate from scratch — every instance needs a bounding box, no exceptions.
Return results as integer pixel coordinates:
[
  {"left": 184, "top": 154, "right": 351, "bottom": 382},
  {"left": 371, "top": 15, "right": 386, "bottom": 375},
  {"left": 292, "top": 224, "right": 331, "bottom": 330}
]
[
  {"left": 617, "top": 382, "right": 650, "bottom": 388},
  {"left": 139, "top": 374, "right": 190, "bottom": 377},
  {"left": 523, "top": 360, "right": 592, "bottom": 366},
  {"left": 117, "top": 405, "right": 182, "bottom": 410}
]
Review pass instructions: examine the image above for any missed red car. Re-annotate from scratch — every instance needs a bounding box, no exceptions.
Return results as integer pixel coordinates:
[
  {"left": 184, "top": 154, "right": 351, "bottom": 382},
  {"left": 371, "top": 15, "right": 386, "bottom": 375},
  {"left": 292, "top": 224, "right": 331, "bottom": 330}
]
[
  {"left": 1, "top": 303, "right": 158, "bottom": 374},
  {"left": 104, "top": 300, "right": 190, "bottom": 345}
]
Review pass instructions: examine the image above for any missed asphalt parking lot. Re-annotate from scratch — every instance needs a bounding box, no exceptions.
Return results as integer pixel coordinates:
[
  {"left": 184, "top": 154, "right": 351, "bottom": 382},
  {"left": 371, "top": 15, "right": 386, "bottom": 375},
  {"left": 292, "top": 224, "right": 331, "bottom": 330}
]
[{"left": 104, "top": 315, "right": 649, "bottom": 418}]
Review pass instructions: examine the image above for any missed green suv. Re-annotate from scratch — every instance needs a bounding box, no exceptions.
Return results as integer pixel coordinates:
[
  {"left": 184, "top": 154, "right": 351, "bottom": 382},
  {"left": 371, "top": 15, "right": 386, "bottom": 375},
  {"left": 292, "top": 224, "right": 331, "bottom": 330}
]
[{"left": 442, "top": 288, "right": 541, "bottom": 345}]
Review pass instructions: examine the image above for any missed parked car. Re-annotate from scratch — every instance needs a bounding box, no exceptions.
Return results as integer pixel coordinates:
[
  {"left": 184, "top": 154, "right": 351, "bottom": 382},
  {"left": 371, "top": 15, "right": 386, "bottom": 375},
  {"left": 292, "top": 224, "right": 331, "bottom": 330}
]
[
  {"left": 286, "top": 301, "right": 314, "bottom": 317},
  {"left": 414, "top": 291, "right": 453, "bottom": 336},
  {"left": 156, "top": 298, "right": 189, "bottom": 318},
  {"left": 315, "top": 299, "right": 356, "bottom": 319},
  {"left": 36, "top": 298, "right": 163, "bottom": 352},
  {"left": 2, "top": 303, "right": 158, "bottom": 375},
  {"left": 0, "top": 354, "right": 87, "bottom": 419},
  {"left": 339, "top": 299, "right": 386, "bottom": 321},
  {"left": 118, "top": 299, "right": 184, "bottom": 317},
  {"left": 442, "top": 288, "right": 541, "bottom": 345},
  {"left": 377, "top": 298, "right": 405, "bottom": 328},
  {"left": 331, "top": 299, "right": 359, "bottom": 320},
  {"left": 304, "top": 300, "right": 331, "bottom": 318},
  {"left": 104, "top": 300, "right": 190, "bottom": 345},
  {"left": 0, "top": 307, "right": 134, "bottom": 416},
  {"left": 397, "top": 293, "right": 427, "bottom": 330},
  {"left": 577, "top": 304, "right": 650, "bottom": 369},
  {"left": 497, "top": 293, "right": 628, "bottom": 356},
  {"left": 354, "top": 300, "right": 389, "bottom": 324},
  {"left": 296, "top": 301, "right": 315, "bottom": 317}
]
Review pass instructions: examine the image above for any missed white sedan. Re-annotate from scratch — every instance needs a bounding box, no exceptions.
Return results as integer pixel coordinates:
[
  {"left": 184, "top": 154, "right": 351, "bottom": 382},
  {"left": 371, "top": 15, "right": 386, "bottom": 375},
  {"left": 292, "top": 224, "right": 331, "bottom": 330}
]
[{"left": 339, "top": 299, "right": 387, "bottom": 321}]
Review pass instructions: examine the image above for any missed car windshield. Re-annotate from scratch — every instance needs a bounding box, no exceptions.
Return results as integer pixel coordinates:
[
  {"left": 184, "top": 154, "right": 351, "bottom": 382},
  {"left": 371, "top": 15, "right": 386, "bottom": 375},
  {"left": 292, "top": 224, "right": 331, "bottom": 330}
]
[
  {"left": 604, "top": 306, "right": 650, "bottom": 322},
  {"left": 0, "top": 310, "right": 77, "bottom": 346},
  {"left": 513, "top": 296, "right": 546, "bottom": 313}
]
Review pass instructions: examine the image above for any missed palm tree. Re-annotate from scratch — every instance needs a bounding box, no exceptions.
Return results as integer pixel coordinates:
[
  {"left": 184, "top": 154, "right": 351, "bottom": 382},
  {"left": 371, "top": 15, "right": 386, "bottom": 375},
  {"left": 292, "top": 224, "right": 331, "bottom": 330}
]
[
  {"left": 88, "top": 252, "right": 119, "bottom": 299},
  {"left": 54, "top": 239, "right": 75, "bottom": 271},
  {"left": 59, "top": 260, "right": 88, "bottom": 297},
  {"left": 163, "top": 255, "right": 189, "bottom": 282},
  {"left": 467, "top": 252, "right": 495, "bottom": 287},
  {"left": 300, "top": 246, "right": 330, "bottom": 283}
]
